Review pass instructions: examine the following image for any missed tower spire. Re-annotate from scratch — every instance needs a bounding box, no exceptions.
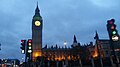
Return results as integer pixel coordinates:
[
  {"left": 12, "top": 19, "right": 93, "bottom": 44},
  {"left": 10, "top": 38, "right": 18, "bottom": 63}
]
[
  {"left": 37, "top": 1, "right": 38, "bottom": 6},
  {"left": 35, "top": 2, "right": 40, "bottom": 15},
  {"left": 94, "top": 31, "right": 99, "bottom": 40},
  {"left": 73, "top": 35, "right": 77, "bottom": 43}
]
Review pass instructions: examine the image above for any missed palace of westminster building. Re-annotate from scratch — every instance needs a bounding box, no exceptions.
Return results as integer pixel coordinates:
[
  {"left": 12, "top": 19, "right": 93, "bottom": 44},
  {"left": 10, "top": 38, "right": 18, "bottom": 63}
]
[{"left": 29, "top": 4, "right": 120, "bottom": 62}]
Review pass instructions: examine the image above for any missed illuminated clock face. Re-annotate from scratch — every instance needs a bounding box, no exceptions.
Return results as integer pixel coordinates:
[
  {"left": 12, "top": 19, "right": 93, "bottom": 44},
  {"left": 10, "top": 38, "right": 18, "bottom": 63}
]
[{"left": 35, "top": 21, "right": 41, "bottom": 26}]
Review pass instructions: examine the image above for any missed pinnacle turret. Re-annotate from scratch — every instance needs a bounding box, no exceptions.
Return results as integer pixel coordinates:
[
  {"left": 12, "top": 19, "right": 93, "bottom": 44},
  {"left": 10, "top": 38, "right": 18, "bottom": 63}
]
[{"left": 73, "top": 35, "right": 77, "bottom": 43}]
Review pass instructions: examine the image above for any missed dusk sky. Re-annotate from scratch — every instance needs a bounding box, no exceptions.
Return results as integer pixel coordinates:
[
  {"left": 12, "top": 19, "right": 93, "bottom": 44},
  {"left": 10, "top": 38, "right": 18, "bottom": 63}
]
[{"left": 0, "top": 0, "right": 120, "bottom": 61}]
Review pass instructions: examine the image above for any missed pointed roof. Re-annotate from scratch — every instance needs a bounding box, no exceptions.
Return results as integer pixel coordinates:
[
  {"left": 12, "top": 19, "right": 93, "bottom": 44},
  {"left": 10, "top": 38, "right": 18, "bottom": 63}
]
[
  {"left": 35, "top": 2, "right": 40, "bottom": 15},
  {"left": 94, "top": 31, "right": 99, "bottom": 40},
  {"left": 73, "top": 35, "right": 77, "bottom": 43}
]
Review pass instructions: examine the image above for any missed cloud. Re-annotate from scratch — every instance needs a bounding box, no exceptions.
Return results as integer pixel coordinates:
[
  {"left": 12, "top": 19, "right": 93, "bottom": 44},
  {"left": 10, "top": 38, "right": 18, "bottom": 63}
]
[{"left": 89, "top": 0, "right": 120, "bottom": 8}]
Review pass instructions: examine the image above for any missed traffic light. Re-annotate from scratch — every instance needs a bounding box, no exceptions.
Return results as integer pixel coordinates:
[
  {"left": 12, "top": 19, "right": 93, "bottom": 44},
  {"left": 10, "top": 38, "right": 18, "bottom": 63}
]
[
  {"left": 107, "top": 19, "right": 119, "bottom": 41},
  {"left": 20, "top": 40, "right": 26, "bottom": 54},
  {"left": 27, "top": 39, "right": 32, "bottom": 53}
]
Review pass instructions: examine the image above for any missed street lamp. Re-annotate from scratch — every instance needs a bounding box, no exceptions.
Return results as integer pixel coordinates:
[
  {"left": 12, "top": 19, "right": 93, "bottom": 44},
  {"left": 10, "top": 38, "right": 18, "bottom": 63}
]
[{"left": 64, "top": 41, "right": 67, "bottom": 48}]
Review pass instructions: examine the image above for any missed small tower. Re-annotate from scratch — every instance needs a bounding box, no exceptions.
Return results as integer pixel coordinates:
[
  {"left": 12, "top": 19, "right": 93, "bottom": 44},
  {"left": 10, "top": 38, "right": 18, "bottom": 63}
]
[
  {"left": 73, "top": 35, "right": 77, "bottom": 43},
  {"left": 94, "top": 31, "right": 99, "bottom": 40},
  {"left": 72, "top": 35, "right": 78, "bottom": 47}
]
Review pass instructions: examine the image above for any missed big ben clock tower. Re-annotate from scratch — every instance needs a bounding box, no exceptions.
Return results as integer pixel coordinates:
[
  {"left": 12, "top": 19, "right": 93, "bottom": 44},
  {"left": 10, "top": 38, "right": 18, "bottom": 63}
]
[{"left": 32, "top": 4, "right": 43, "bottom": 61}]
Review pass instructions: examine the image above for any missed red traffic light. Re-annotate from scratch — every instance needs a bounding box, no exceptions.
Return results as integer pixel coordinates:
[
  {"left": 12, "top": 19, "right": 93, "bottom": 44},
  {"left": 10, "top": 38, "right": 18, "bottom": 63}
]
[
  {"left": 21, "top": 40, "right": 24, "bottom": 43},
  {"left": 28, "top": 39, "right": 32, "bottom": 43},
  {"left": 111, "top": 26, "right": 115, "bottom": 29},
  {"left": 21, "top": 40, "right": 26, "bottom": 43}
]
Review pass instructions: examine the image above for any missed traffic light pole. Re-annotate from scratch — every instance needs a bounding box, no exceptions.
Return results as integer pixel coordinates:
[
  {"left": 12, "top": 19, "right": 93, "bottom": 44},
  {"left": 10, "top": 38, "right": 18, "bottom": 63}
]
[
  {"left": 25, "top": 41, "right": 27, "bottom": 62},
  {"left": 110, "top": 40, "right": 119, "bottom": 67},
  {"left": 106, "top": 19, "right": 119, "bottom": 67}
]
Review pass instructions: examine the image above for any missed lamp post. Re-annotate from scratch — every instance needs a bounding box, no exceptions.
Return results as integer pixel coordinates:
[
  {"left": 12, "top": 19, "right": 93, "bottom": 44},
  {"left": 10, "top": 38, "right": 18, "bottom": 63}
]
[
  {"left": 64, "top": 41, "right": 68, "bottom": 67},
  {"left": 64, "top": 41, "right": 67, "bottom": 48}
]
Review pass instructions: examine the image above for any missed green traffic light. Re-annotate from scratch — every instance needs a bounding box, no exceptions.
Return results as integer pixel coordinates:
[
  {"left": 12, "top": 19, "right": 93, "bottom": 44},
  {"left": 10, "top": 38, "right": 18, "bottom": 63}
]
[
  {"left": 28, "top": 46, "right": 32, "bottom": 49},
  {"left": 112, "top": 31, "right": 116, "bottom": 35}
]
